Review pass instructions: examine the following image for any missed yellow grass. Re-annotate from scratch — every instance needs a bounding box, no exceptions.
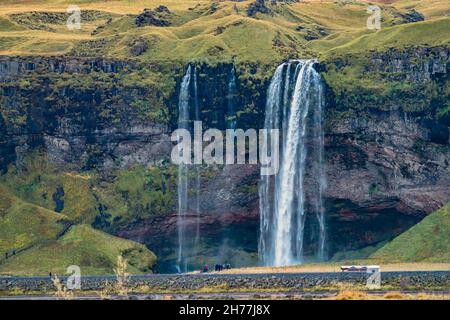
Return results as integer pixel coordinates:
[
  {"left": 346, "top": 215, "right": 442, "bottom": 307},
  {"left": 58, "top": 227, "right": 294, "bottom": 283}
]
[
  {"left": 1, "top": 0, "right": 448, "bottom": 58},
  {"left": 331, "top": 290, "right": 450, "bottom": 300},
  {"left": 0, "top": 1, "right": 210, "bottom": 15}
]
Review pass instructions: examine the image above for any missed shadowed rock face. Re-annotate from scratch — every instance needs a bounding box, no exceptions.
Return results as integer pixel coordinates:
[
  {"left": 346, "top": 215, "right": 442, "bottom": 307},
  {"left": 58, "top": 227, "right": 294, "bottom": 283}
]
[
  {"left": 395, "top": 9, "right": 425, "bottom": 24},
  {"left": 0, "top": 47, "right": 448, "bottom": 271},
  {"left": 135, "top": 8, "right": 171, "bottom": 27},
  {"left": 369, "top": 47, "right": 448, "bottom": 83},
  {"left": 0, "top": 113, "right": 15, "bottom": 173},
  {"left": 325, "top": 111, "right": 449, "bottom": 213},
  {"left": 323, "top": 111, "right": 449, "bottom": 255},
  {"left": 247, "top": 0, "right": 271, "bottom": 17}
]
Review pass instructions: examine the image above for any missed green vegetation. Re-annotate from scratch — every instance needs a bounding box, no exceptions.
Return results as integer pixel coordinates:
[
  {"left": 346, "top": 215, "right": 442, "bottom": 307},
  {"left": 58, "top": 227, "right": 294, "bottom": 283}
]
[
  {"left": 0, "top": 154, "right": 172, "bottom": 275},
  {"left": 0, "top": 180, "right": 157, "bottom": 275},
  {"left": 1, "top": 154, "right": 97, "bottom": 223},
  {"left": 331, "top": 241, "right": 387, "bottom": 262},
  {"left": 1, "top": 153, "right": 177, "bottom": 228},
  {"left": 321, "top": 45, "right": 449, "bottom": 117},
  {"left": 0, "top": 224, "right": 156, "bottom": 275},
  {"left": 0, "top": 0, "right": 448, "bottom": 118},
  {"left": 0, "top": 185, "right": 68, "bottom": 254},
  {"left": 1, "top": 0, "right": 447, "bottom": 121},
  {"left": 0, "top": 62, "right": 176, "bottom": 128},
  {"left": 0, "top": 16, "right": 25, "bottom": 32},
  {"left": 320, "top": 18, "right": 450, "bottom": 56},
  {"left": 369, "top": 203, "right": 450, "bottom": 263},
  {"left": 93, "top": 165, "right": 177, "bottom": 228}
]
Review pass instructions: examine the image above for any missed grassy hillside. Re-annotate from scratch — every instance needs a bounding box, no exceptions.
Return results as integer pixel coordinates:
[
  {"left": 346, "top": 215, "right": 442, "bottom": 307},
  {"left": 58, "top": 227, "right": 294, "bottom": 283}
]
[
  {"left": 369, "top": 203, "right": 450, "bottom": 263},
  {"left": 0, "top": 155, "right": 177, "bottom": 229},
  {"left": 322, "top": 17, "right": 450, "bottom": 55},
  {"left": 0, "top": 224, "right": 156, "bottom": 275},
  {"left": 0, "top": 156, "right": 98, "bottom": 224},
  {"left": 0, "top": 178, "right": 157, "bottom": 275},
  {"left": 0, "top": 185, "right": 68, "bottom": 254},
  {"left": 0, "top": 0, "right": 448, "bottom": 63}
]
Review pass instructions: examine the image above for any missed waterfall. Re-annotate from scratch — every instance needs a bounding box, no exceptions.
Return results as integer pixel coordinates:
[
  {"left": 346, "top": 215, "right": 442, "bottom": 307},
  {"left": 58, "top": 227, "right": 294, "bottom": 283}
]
[
  {"left": 259, "top": 60, "right": 326, "bottom": 267},
  {"left": 227, "top": 66, "right": 238, "bottom": 129},
  {"left": 193, "top": 66, "right": 201, "bottom": 250},
  {"left": 176, "top": 65, "right": 203, "bottom": 273},
  {"left": 176, "top": 65, "right": 191, "bottom": 273}
]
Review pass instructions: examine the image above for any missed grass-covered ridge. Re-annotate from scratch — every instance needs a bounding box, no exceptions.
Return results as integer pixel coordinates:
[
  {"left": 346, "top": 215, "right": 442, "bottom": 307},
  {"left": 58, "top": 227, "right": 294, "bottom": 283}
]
[
  {"left": 0, "top": 176, "right": 158, "bottom": 275},
  {"left": 0, "top": 224, "right": 156, "bottom": 275},
  {"left": 0, "top": 156, "right": 98, "bottom": 224},
  {"left": 321, "top": 18, "right": 450, "bottom": 55},
  {"left": 0, "top": 185, "right": 69, "bottom": 254},
  {"left": 0, "top": 0, "right": 448, "bottom": 63},
  {"left": 0, "top": 158, "right": 161, "bottom": 275},
  {"left": 369, "top": 203, "right": 450, "bottom": 263}
]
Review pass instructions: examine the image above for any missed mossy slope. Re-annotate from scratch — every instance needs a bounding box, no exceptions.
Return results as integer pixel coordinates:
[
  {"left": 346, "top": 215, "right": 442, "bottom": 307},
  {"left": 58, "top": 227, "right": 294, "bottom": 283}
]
[
  {"left": 369, "top": 203, "right": 450, "bottom": 263},
  {"left": 0, "top": 224, "right": 156, "bottom": 275},
  {"left": 0, "top": 185, "right": 68, "bottom": 254},
  {"left": 0, "top": 181, "right": 157, "bottom": 275}
]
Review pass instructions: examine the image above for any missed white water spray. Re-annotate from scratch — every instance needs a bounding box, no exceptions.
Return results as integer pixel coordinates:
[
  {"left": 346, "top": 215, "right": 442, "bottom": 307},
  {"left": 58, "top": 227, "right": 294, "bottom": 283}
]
[
  {"left": 176, "top": 65, "right": 192, "bottom": 272},
  {"left": 259, "top": 60, "right": 326, "bottom": 266}
]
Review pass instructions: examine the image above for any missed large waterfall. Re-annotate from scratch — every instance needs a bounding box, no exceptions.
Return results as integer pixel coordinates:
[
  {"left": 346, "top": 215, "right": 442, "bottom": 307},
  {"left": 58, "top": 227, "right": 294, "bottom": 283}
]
[
  {"left": 193, "top": 66, "right": 201, "bottom": 249},
  {"left": 259, "top": 60, "right": 326, "bottom": 267},
  {"left": 176, "top": 65, "right": 202, "bottom": 273},
  {"left": 176, "top": 65, "right": 191, "bottom": 273}
]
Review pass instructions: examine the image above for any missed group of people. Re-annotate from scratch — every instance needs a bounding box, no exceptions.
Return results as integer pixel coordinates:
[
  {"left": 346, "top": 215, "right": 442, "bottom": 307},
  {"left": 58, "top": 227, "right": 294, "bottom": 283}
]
[
  {"left": 4, "top": 248, "right": 16, "bottom": 260},
  {"left": 201, "top": 263, "right": 231, "bottom": 273}
]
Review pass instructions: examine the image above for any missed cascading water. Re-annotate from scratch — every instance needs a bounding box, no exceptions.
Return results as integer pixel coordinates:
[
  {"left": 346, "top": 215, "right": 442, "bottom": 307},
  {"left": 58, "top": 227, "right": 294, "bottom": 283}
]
[
  {"left": 176, "top": 65, "right": 191, "bottom": 273},
  {"left": 176, "top": 65, "right": 202, "bottom": 273},
  {"left": 193, "top": 66, "right": 201, "bottom": 249},
  {"left": 259, "top": 60, "right": 327, "bottom": 267},
  {"left": 227, "top": 66, "right": 238, "bottom": 129}
]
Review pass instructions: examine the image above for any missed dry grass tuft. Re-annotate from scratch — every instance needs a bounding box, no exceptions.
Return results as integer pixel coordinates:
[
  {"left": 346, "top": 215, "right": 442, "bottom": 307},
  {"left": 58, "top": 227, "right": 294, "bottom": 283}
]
[
  {"left": 113, "top": 255, "right": 130, "bottom": 296},
  {"left": 383, "top": 291, "right": 405, "bottom": 299},
  {"left": 335, "top": 290, "right": 369, "bottom": 300},
  {"left": 51, "top": 274, "right": 74, "bottom": 300}
]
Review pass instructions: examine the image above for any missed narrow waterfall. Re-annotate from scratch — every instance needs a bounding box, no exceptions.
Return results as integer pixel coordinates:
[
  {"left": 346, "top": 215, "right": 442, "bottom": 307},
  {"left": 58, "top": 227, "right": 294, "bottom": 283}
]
[
  {"left": 227, "top": 66, "right": 238, "bottom": 129},
  {"left": 176, "top": 65, "right": 202, "bottom": 273},
  {"left": 193, "top": 66, "right": 201, "bottom": 250},
  {"left": 176, "top": 65, "right": 192, "bottom": 273},
  {"left": 259, "top": 60, "right": 326, "bottom": 267}
]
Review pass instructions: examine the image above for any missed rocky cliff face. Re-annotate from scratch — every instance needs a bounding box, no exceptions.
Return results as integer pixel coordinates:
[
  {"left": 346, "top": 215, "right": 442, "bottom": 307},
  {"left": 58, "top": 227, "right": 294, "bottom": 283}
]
[
  {"left": 0, "top": 56, "right": 173, "bottom": 172},
  {"left": 0, "top": 46, "right": 448, "bottom": 271},
  {"left": 325, "top": 109, "right": 449, "bottom": 255},
  {"left": 369, "top": 47, "right": 448, "bottom": 83},
  {"left": 0, "top": 56, "right": 130, "bottom": 80}
]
